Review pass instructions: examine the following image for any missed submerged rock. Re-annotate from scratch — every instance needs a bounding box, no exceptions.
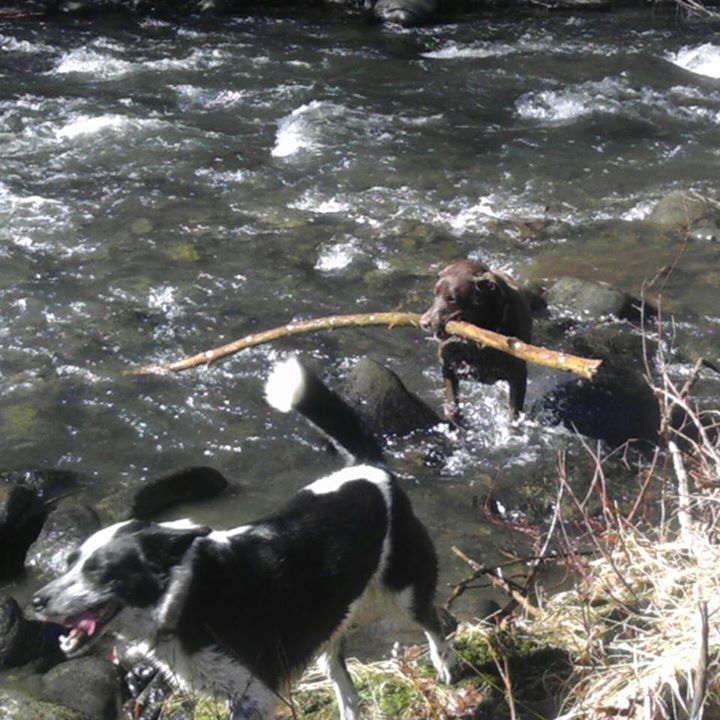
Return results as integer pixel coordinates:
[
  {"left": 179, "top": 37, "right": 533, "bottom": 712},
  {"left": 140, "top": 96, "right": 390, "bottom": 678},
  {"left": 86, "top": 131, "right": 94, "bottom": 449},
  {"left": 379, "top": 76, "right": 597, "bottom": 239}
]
[
  {"left": 369, "top": 0, "right": 437, "bottom": 26},
  {"left": 545, "top": 276, "right": 652, "bottom": 322},
  {"left": 648, "top": 190, "right": 720, "bottom": 230},
  {"left": 343, "top": 357, "right": 442, "bottom": 438},
  {"left": 42, "top": 657, "right": 121, "bottom": 720},
  {"left": 96, "top": 466, "right": 228, "bottom": 524},
  {"left": 0, "top": 688, "right": 89, "bottom": 720},
  {"left": 25, "top": 500, "right": 101, "bottom": 579}
]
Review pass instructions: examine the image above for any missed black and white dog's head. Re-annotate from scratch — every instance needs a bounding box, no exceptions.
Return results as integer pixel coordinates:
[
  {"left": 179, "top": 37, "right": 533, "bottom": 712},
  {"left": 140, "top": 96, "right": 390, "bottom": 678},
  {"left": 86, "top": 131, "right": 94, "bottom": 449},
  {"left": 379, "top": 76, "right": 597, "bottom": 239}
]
[{"left": 32, "top": 519, "right": 210, "bottom": 657}]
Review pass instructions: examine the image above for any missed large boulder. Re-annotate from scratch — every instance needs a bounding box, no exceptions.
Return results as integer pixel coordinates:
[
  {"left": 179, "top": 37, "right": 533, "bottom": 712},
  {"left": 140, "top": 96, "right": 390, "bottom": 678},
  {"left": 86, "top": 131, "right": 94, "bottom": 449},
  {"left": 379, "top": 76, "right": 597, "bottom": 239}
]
[
  {"left": 534, "top": 325, "right": 660, "bottom": 446},
  {"left": 0, "top": 485, "right": 46, "bottom": 581},
  {"left": 0, "top": 595, "right": 61, "bottom": 670},
  {"left": 343, "top": 358, "right": 442, "bottom": 437},
  {"left": 0, "top": 688, "right": 89, "bottom": 720},
  {"left": 42, "top": 657, "right": 122, "bottom": 720},
  {"left": 25, "top": 500, "right": 101, "bottom": 579},
  {"left": 96, "top": 466, "right": 228, "bottom": 524}
]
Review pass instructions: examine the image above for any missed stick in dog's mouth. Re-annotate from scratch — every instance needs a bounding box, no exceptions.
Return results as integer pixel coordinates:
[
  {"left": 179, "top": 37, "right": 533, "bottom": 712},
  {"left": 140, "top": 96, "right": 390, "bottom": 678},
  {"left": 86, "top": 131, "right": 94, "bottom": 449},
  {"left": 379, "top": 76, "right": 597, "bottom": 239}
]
[{"left": 59, "top": 604, "right": 119, "bottom": 656}]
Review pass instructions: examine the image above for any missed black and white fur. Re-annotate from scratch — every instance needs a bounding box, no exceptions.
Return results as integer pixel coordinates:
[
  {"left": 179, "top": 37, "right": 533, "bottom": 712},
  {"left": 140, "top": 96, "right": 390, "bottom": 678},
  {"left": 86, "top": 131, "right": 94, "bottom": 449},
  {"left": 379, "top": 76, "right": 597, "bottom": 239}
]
[{"left": 32, "top": 357, "right": 455, "bottom": 720}]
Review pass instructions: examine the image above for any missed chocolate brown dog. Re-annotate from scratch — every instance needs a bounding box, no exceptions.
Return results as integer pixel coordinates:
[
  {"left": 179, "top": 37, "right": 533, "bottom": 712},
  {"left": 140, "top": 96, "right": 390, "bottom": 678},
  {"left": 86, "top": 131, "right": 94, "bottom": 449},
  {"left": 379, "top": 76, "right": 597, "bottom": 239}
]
[{"left": 421, "top": 259, "right": 532, "bottom": 422}]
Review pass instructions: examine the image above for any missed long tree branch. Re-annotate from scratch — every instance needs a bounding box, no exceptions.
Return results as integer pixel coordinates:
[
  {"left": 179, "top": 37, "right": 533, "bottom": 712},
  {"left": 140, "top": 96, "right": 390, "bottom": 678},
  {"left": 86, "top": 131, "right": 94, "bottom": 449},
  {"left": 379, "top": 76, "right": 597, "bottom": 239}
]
[{"left": 128, "top": 311, "right": 602, "bottom": 379}]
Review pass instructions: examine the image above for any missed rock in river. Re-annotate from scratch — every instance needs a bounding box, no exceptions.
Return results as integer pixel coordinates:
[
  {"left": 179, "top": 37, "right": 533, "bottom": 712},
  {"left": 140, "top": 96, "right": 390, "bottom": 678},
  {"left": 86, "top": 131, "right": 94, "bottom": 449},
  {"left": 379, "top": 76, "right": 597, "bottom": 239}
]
[
  {"left": 0, "top": 485, "right": 46, "bottom": 581},
  {"left": 0, "top": 687, "right": 89, "bottom": 720},
  {"left": 0, "top": 595, "right": 61, "bottom": 670},
  {"left": 42, "top": 657, "right": 122, "bottom": 720},
  {"left": 25, "top": 499, "right": 101, "bottom": 579},
  {"left": 96, "top": 465, "right": 228, "bottom": 524},
  {"left": 343, "top": 357, "right": 442, "bottom": 437}
]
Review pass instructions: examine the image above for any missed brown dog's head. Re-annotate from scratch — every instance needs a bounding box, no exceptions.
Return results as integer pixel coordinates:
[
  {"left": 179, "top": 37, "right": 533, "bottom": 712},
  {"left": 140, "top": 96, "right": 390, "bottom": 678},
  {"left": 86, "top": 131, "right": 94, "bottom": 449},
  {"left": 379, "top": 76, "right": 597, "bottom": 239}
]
[{"left": 421, "top": 260, "right": 509, "bottom": 338}]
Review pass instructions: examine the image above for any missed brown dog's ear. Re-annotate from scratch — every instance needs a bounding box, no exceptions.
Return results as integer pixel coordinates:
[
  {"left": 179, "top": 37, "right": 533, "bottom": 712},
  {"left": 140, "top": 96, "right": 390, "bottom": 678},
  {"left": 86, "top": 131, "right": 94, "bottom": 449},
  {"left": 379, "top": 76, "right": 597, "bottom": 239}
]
[{"left": 472, "top": 272, "right": 510, "bottom": 304}]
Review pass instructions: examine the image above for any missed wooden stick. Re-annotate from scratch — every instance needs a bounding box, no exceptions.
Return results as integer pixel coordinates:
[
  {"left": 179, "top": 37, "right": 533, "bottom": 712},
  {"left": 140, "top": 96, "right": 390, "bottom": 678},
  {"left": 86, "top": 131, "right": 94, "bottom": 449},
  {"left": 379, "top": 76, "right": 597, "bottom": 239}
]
[{"left": 128, "top": 311, "right": 602, "bottom": 379}]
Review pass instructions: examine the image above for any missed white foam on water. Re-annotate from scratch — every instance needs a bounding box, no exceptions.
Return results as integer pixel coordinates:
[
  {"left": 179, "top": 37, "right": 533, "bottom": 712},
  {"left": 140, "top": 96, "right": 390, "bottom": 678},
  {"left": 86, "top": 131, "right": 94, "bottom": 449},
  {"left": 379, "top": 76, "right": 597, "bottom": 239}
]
[
  {"left": 271, "top": 100, "right": 345, "bottom": 158},
  {"left": 422, "top": 40, "right": 517, "bottom": 60},
  {"left": 148, "top": 285, "right": 181, "bottom": 319},
  {"left": 622, "top": 198, "right": 657, "bottom": 221},
  {"left": 55, "top": 114, "right": 133, "bottom": 140},
  {"left": 290, "top": 192, "right": 352, "bottom": 215},
  {"left": 52, "top": 47, "right": 135, "bottom": 78},
  {"left": 143, "top": 48, "right": 230, "bottom": 72},
  {"left": 314, "top": 240, "right": 361, "bottom": 272},
  {"left": 668, "top": 43, "right": 720, "bottom": 79},
  {"left": 194, "top": 168, "right": 250, "bottom": 187},
  {"left": 516, "top": 87, "right": 599, "bottom": 122},
  {"left": 173, "top": 85, "right": 248, "bottom": 110},
  {"left": 0, "top": 34, "right": 53, "bottom": 54}
]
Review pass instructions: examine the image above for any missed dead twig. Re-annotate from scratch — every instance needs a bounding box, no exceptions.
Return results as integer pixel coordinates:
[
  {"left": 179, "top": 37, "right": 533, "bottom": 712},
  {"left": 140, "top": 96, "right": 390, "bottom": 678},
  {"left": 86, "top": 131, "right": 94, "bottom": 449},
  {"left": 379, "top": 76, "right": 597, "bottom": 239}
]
[
  {"left": 450, "top": 546, "right": 541, "bottom": 618},
  {"left": 689, "top": 601, "right": 709, "bottom": 720}
]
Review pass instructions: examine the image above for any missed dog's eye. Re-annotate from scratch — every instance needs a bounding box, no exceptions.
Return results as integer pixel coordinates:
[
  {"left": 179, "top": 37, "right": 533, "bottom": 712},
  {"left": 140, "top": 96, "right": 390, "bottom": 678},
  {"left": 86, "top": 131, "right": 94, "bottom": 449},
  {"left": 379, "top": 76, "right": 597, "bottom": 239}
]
[{"left": 66, "top": 550, "right": 80, "bottom": 568}]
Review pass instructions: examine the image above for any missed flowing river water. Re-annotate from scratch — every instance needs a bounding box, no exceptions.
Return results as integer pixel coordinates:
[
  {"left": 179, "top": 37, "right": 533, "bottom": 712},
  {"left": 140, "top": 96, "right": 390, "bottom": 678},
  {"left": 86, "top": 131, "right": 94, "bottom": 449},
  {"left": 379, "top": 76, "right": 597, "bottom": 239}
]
[{"left": 1, "top": 3, "right": 720, "bottom": 670}]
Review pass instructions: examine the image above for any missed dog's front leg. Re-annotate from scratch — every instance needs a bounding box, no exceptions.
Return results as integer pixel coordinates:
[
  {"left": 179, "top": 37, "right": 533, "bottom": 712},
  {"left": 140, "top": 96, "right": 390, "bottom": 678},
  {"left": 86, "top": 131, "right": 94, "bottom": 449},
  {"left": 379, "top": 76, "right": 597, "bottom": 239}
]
[
  {"left": 507, "top": 362, "right": 527, "bottom": 419},
  {"left": 318, "top": 646, "right": 360, "bottom": 720},
  {"left": 442, "top": 368, "right": 462, "bottom": 426}
]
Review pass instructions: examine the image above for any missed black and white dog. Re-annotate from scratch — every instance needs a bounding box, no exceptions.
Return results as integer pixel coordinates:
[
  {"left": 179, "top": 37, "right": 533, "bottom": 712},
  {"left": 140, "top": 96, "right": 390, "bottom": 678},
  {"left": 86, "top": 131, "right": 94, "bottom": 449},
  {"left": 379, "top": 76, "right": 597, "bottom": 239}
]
[{"left": 32, "top": 357, "right": 455, "bottom": 720}]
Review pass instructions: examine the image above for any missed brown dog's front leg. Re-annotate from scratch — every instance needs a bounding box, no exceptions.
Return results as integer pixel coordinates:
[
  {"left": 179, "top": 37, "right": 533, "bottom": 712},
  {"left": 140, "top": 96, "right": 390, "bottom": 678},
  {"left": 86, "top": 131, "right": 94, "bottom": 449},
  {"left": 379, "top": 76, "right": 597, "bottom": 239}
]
[
  {"left": 442, "top": 370, "right": 462, "bottom": 425},
  {"left": 507, "top": 364, "right": 527, "bottom": 418}
]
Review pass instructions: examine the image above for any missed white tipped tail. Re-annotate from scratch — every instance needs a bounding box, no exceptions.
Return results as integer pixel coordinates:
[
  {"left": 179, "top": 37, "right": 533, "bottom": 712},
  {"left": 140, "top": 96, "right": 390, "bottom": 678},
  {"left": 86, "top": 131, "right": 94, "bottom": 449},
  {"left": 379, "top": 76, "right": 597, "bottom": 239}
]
[{"left": 265, "top": 356, "right": 307, "bottom": 413}]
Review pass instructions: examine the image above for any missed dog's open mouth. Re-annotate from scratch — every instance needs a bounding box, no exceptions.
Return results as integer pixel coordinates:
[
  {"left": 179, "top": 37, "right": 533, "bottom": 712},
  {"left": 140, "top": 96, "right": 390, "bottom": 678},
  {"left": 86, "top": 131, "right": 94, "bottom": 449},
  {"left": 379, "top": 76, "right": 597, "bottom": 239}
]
[{"left": 59, "top": 604, "right": 119, "bottom": 656}]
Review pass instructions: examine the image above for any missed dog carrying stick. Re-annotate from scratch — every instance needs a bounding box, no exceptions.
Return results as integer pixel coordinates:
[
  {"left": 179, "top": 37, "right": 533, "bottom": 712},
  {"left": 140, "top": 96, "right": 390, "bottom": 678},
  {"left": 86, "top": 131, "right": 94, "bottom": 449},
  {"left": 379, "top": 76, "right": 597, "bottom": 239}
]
[{"left": 128, "top": 311, "right": 602, "bottom": 379}]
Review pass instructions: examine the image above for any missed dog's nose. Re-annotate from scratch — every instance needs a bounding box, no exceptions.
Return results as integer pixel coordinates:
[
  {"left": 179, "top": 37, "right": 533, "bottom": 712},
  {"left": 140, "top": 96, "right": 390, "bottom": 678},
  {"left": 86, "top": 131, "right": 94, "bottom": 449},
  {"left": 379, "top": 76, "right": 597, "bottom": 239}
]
[
  {"left": 420, "top": 310, "right": 435, "bottom": 331},
  {"left": 32, "top": 594, "right": 47, "bottom": 612}
]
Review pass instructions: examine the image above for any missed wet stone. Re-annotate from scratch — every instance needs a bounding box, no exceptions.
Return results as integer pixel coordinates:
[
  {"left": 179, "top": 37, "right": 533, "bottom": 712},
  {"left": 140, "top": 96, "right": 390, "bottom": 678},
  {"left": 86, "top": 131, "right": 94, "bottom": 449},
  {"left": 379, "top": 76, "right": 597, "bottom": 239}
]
[
  {"left": 0, "top": 687, "right": 89, "bottom": 720},
  {"left": 534, "top": 324, "right": 661, "bottom": 446},
  {"left": 0, "top": 595, "right": 62, "bottom": 671},
  {"left": 371, "top": 0, "right": 438, "bottom": 25},
  {"left": 545, "top": 276, "right": 639, "bottom": 321},
  {"left": 0, "top": 468, "right": 91, "bottom": 502},
  {"left": 343, "top": 357, "right": 442, "bottom": 437},
  {"left": 96, "top": 466, "right": 228, "bottom": 524},
  {"left": 647, "top": 190, "right": 720, "bottom": 229},
  {"left": 42, "top": 657, "right": 122, "bottom": 720},
  {"left": 25, "top": 500, "right": 101, "bottom": 579},
  {"left": 0, "top": 485, "right": 46, "bottom": 581}
]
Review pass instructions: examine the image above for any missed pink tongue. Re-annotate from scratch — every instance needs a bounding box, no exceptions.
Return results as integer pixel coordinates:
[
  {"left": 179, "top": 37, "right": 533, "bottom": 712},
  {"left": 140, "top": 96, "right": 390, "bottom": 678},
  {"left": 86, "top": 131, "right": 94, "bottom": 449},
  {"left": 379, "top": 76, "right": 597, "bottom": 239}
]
[{"left": 75, "top": 612, "right": 99, "bottom": 637}]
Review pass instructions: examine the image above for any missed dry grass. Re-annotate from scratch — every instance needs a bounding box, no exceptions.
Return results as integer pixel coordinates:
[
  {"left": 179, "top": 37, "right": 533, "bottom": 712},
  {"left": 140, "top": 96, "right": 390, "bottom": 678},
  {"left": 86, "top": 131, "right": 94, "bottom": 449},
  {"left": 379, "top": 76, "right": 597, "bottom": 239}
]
[{"left": 529, "top": 351, "right": 720, "bottom": 720}]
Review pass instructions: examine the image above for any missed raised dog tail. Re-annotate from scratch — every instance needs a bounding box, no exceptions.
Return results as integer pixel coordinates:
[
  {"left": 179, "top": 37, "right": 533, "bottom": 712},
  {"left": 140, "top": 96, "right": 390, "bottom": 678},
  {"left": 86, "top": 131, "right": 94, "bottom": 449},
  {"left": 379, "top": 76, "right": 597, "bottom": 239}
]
[{"left": 265, "top": 356, "right": 384, "bottom": 466}]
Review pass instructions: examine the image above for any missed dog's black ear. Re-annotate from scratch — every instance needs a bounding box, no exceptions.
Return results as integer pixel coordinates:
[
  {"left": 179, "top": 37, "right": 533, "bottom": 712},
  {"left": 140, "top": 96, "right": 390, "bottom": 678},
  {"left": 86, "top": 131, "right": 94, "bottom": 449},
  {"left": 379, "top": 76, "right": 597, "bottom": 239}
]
[
  {"left": 140, "top": 524, "right": 212, "bottom": 569},
  {"left": 472, "top": 274, "right": 500, "bottom": 300}
]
